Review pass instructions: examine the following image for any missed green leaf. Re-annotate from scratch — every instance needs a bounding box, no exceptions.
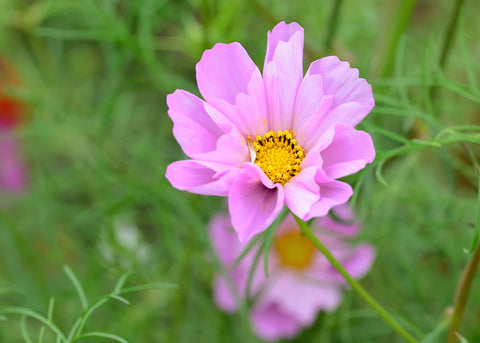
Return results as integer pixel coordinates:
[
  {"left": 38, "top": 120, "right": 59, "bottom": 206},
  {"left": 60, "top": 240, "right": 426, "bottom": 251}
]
[
  {"left": 71, "top": 332, "right": 129, "bottom": 343},
  {"left": 63, "top": 266, "right": 88, "bottom": 311}
]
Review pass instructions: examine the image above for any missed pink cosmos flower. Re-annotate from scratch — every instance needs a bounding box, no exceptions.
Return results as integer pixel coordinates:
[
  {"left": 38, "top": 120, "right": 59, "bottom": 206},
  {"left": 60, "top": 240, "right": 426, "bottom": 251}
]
[
  {"left": 0, "top": 59, "right": 26, "bottom": 193},
  {"left": 210, "top": 206, "right": 375, "bottom": 340},
  {"left": 166, "top": 22, "right": 375, "bottom": 243},
  {"left": 210, "top": 205, "right": 375, "bottom": 341},
  {"left": 0, "top": 135, "right": 25, "bottom": 192}
]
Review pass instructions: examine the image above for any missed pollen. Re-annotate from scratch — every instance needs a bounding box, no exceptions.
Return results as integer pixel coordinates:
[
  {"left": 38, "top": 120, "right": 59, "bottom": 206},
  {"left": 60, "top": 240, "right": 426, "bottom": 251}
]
[{"left": 251, "top": 130, "right": 304, "bottom": 185}]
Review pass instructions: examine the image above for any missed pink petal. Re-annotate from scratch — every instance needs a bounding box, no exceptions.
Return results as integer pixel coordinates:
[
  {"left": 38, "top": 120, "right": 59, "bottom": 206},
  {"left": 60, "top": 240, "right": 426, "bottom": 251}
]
[
  {"left": 284, "top": 167, "right": 320, "bottom": 219},
  {"left": 251, "top": 301, "right": 302, "bottom": 341},
  {"left": 167, "top": 91, "right": 249, "bottom": 165},
  {"left": 305, "top": 179, "right": 353, "bottom": 220},
  {"left": 285, "top": 168, "right": 353, "bottom": 221},
  {"left": 209, "top": 215, "right": 245, "bottom": 267},
  {"left": 210, "top": 71, "right": 269, "bottom": 137},
  {"left": 213, "top": 265, "right": 264, "bottom": 313},
  {"left": 264, "top": 22, "right": 304, "bottom": 67},
  {"left": 309, "top": 56, "right": 374, "bottom": 110},
  {"left": 320, "top": 123, "right": 375, "bottom": 179},
  {"left": 228, "top": 164, "right": 284, "bottom": 243},
  {"left": 166, "top": 90, "right": 224, "bottom": 158},
  {"left": 323, "top": 243, "right": 376, "bottom": 282},
  {"left": 293, "top": 72, "right": 325, "bottom": 130},
  {"left": 233, "top": 70, "right": 269, "bottom": 136},
  {"left": 315, "top": 204, "right": 362, "bottom": 237},
  {"left": 300, "top": 127, "right": 335, "bottom": 169},
  {"left": 317, "top": 101, "right": 375, "bottom": 134},
  {"left": 303, "top": 56, "right": 374, "bottom": 130},
  {"left": 261, "top": 272, "right": 342, "bottom": 326},
  {"left": 197, "top": 42, "right": 259, "bottom": 105},
  {"left": 295, "top": 94, "right": 334, "bottom": 150},
  {"left": 165, "top": 160, "right": 240, "bottom": 196},
  {"left": 208, "top": 212, "right": 268, "bottom": 300},
  {"left": 263, "top": 22, "right": 304, "bottom": 131},
  {"left": 196, "top": 43, "right": 268, "bottom": 136},
  {"left": 194, "top": 109, "right": 250, "bottom": 166},
  {"left": 0, "top": 135, "right": 25, "bottom": 192},
  {"left": 342, "top": 244, "right": 377, "bottom": 279},
  {"left": 213, "top": 275, "right": 238, "bottom": 313},
  {"left": 213, "top": 263, "right": 258, "bottom": 313}
]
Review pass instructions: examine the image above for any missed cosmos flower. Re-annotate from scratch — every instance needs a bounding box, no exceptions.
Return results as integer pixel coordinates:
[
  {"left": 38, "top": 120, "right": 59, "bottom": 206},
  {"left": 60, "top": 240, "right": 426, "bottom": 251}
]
[
  {"left": 166, "top": 21, "right": 375, "bottom": 242},
  {"left": 210, "top": 205, "right": 375, "bottom": 341},
  {"left": 0, "top": 59, "right": 26, "bottom": 193},
  {"left": 0, "top": 136, "right": 25, "bottom": 192}
]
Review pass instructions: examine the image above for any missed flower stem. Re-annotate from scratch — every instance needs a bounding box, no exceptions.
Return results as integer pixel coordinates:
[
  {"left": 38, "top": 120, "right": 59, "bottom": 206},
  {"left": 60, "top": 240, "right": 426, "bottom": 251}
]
[
  {"left": 439, "top": 0, "right": 466, "bottom": 68},
  {"left": 324, "top": 0, "right": 343, "bottom": 53},
  {"left": 378, "top": 0, "right": 418, "bottom": 78},
  {"left": 293, "top": 214, "right": 419, "bottom": 343},
  {"left": 445, "top": 240, "right": 480, "bottom": 343}
]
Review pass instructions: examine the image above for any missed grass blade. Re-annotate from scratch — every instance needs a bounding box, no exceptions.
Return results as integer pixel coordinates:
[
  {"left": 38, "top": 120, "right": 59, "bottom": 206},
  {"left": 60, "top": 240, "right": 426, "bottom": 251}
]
[
  {"left": 63, "top": 266, "right": 88, "bottom": 311},
  {"left": 71, "top": 332, "right": 128, "bottom": 343}
]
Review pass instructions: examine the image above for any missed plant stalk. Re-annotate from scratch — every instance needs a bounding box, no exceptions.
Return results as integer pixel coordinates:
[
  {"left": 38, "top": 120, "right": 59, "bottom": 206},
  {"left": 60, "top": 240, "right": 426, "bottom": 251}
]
[
  {"left": 445, "top": 239, "right": 480, "bottom": 342},
  {"left": 378, "top": 0, "right": 418, "bottom": 78},
  {"left": 324, "top": 0, "right": 343, "bottom": 53},
  {"left": 439, "top": 0, "right": 466, "bottom": 68},
  {"left": 293, "top": 214, "right": 419, "bottom": 343}
]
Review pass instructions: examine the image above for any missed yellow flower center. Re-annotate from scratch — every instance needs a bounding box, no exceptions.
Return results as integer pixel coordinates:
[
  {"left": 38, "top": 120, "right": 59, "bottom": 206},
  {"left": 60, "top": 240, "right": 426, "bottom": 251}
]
[
  {"left": 274, "top": 230, "right": 316, "bottom": 270},
  {"left": 251, "top": 130, "right": 304, "bottom": 185}
]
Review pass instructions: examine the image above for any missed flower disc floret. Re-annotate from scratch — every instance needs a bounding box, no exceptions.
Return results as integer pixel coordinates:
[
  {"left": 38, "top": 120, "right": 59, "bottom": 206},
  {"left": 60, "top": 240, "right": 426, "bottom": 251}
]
[
  {"left": 252, "top": 130, "right": 304, "bottom": 185},
  {"left": 274, "top": 230, "right": 315, "bottom": 270}
]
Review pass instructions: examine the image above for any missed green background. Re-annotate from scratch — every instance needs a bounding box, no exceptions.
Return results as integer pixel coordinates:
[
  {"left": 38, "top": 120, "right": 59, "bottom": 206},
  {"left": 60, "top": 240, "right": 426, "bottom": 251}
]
[{"left": 1, "top": 0, "right": 480, "bottom": 342}]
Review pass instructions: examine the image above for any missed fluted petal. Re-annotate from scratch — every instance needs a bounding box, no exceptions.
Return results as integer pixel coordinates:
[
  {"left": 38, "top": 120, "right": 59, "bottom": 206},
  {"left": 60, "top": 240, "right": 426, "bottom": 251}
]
[
  {"left": 293, "top": 73, "right": 325, "bottom": 131},
  {"left": 295, "top": 94, "right": 334, "bottom": 150},
  {"left": 229, "top": 164, "right": 285, "bottom": 243},
  {"left": 165, "top": 160, "right": 240, "bottom": 196},
  {"left": 298, "top": 56, "right": 374, "bottom": 136},
  {"left": 309, "top": 56, "right": 374, "bottom": 111},
  {"left": 263, "top": 22, "right": 304, "bottom": 131},
  {"left": 261, "top": 272, "right": 342, "bottom": 326},
  {"left": 196, "top": 43, "right": 268, "bottom": 136},
  {"left": 284, "top": 167, "right": 320, "bottom": 219},
  {"left": 251, "top": 301, "right": 301, "bottom": 341},
  {"left": 285, "top": 165, "right": 353, "bottom": 221},
  {"left": 167, "top": 90, "right": 224, "bottom": 158},
  {"left": 197, "top": 42, "right": 259, "bottom": 104},
  {"left": 305, "top": 178, "right": 353, "bottom": 220},
  {"left": 320, "top": 123, "right": 375, "bottom": 179}
]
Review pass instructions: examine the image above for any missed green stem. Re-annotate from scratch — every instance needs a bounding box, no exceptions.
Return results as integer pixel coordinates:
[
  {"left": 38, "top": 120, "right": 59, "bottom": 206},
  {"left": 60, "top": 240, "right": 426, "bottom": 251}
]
[
  {"left": 324, "top": 0, "right": 343, "bottom": 53},
  {"left": 293, "top": 214, "right": 419, "bottom": 343},
  {"left": 445, "top": 238, "right": 480, "bottom": 342},
  {"left": 430, "top": 0, "right": 466, "bottom": 109},
  {"left": 439, "top": 0, "right": 466, "bottom": 68},
  {"left": 378, "top": 0, "right": 418, "bottom": 78}
]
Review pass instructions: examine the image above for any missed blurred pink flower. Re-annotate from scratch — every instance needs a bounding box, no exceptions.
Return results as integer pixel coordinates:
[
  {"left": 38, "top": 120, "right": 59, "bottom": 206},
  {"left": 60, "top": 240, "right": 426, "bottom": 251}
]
[
  {"left": 0, "top": 135, "right": 25, "bottom": 192},
  {"left": 166, "top": 22, "right": 375, "bottom": 242},
  {"left": 0, "top": 59, "right": 26, "bottom": 193},
  {"left": 209, "top": 205, "right": 375, "bottom": 341}
]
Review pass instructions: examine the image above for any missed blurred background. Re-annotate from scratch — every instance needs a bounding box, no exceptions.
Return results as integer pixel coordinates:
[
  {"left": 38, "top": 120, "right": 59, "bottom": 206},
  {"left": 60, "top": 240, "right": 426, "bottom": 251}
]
[{"left": 0, "top": 0, "right": 480, "bottom": 342}]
